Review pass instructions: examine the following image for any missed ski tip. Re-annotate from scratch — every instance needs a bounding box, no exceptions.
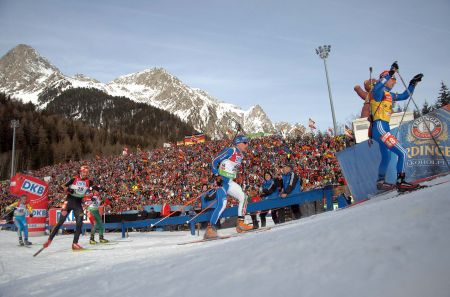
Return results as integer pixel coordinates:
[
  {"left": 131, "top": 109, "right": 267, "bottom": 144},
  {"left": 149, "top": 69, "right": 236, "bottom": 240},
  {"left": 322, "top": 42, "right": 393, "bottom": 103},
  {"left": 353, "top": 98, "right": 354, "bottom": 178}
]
[{"left": 397, "top": 184, "right": 427, "bottom": 193}]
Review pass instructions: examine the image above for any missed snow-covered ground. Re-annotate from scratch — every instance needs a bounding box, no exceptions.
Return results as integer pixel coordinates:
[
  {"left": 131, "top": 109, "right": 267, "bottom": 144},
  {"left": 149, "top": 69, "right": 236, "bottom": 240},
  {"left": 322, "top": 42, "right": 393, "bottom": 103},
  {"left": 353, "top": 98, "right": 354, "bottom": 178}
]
[{"left": 1, "top": 175, "right": 449, "bottom": 297}]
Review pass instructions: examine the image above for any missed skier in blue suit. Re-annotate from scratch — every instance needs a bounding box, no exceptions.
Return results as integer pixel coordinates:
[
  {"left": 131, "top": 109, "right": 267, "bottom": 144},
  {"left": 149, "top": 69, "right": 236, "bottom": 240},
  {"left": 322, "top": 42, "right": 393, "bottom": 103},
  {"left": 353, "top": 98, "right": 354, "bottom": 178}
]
[
  {"left": 204, "top": 135, "right": 253, "bottom": 239},
  {"left": 369, "top": 61, "right": 423, "bottom": 191}
]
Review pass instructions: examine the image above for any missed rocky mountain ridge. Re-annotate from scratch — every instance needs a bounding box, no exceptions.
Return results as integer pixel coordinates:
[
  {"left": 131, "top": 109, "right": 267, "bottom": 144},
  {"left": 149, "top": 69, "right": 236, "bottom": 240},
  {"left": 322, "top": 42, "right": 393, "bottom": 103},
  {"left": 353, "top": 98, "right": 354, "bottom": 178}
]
[{"left": 0, "top": 44, "right": 305, "bottom": 138}]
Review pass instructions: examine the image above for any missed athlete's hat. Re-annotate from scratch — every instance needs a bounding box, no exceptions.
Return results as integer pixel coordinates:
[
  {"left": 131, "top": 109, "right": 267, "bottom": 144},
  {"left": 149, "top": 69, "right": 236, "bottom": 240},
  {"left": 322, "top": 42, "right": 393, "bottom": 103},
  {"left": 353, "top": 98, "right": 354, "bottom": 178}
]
[{"left": 233, "top": 135, "right": 249, "bottom": 145}]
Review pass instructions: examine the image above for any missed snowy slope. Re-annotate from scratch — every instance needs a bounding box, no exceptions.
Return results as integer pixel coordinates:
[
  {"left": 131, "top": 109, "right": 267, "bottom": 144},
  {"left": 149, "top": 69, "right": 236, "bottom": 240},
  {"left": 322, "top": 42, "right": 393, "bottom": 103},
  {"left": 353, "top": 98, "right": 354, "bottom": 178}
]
[{"left": 1, "top": 175, "right": 449, "bottom": 297}]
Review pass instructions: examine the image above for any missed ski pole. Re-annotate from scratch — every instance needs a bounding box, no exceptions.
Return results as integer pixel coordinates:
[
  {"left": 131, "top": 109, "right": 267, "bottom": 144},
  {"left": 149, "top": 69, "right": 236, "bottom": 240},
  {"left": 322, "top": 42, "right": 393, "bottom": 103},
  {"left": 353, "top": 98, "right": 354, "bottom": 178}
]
[
  {"left": 396, "top": 70, "right": 450, "bottom": 171},
  {"left": 367, "top": 66, "right": 374, "bottom": 146},
  {"left": 393, "top": 71, "right": 414, "bottom": 140},
  {"left": 186, "top": 200, "right": 217, "bottom": 224},
  {"left": 33, "top": 246, "right": 45, "bottom": 257},
  {"left": 0, "top": 208, "right": 14, "bottom": 220},
  {"left": 150, "top": 191, "right": 205, "bottom": 227}
]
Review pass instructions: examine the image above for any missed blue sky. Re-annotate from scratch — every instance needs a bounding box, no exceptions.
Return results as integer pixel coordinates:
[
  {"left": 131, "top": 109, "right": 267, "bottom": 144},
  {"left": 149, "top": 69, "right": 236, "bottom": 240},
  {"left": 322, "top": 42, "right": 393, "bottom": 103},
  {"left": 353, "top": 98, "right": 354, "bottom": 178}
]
[{"left": 1, "top": 0, "right": 449, "bottom": 131}]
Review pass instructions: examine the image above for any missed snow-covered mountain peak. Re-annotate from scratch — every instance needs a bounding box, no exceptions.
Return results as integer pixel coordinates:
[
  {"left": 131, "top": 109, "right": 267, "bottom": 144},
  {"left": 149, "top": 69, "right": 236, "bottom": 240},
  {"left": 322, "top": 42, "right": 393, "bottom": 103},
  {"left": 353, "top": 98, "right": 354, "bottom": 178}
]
[
  {"left": 0, "top": 44, "right": 65, "bottom": 104},
  {"left": 0, "top": 44, "right": 304, "bottom": 138},
  {"left": 274, "top": 121, "right": 306, "bottom": 139},
  {"left": 72, "top": 74, "right": 100, "bottom": 83},
  {"left": 0, "top": 44, "right": 60, "bottom": 74},
  {"left": 111, "top": 67, "right": 181, "bottom": 89}
]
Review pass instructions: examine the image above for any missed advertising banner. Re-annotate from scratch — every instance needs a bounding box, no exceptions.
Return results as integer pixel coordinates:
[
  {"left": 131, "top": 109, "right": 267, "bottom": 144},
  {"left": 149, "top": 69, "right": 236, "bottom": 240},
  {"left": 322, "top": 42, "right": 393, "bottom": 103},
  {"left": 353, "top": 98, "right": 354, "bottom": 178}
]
[
  {"left": 398, "top": 104, "right": 450, "bottom": 179},
  {"left": 48, "top": 206, "right": 104, "bottom": 227},
  {"left": 9, "top": 173, "right": 49, "bottom": 234}
]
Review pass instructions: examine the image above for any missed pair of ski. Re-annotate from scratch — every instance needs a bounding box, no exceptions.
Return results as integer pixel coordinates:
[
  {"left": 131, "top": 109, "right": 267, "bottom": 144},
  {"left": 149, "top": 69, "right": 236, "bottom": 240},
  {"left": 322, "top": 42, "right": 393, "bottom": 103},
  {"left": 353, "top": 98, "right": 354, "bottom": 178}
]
[
  {"left": 372, "top": 183, "right": 426, "bottom": 198},
  {"left": 33, "top": 240, "right": 122, "bottom": 257},
  {"left": 69, "top": 242, "right": 119, "bottom": 252},
  {"left": 376, "top": 179, "right": 450, "bottom": 200},
  {"left": 178, "top": 227, "right": 272, "bottom": 245}
]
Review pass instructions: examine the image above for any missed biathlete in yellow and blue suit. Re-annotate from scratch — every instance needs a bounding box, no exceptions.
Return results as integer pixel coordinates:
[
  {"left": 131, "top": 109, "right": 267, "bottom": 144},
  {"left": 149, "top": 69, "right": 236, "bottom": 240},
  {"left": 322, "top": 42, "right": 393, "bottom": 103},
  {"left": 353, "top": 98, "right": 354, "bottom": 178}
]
[
  {"left": 370, "top": 61, "right": 423, "bottom": 191},
  {"left": 5, "top": 194, "right": 33, "bottom": 246}
]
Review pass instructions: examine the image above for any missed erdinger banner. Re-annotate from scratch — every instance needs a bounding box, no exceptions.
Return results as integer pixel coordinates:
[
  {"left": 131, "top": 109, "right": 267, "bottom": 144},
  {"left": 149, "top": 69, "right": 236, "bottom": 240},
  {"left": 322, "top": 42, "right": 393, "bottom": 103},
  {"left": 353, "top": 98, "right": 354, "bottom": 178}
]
[
  {"left": 398, "top": 104, "right": 450, "bottom": 180},
  {"left": 9, "top": 174, "right": 49, "bottom": 234}
]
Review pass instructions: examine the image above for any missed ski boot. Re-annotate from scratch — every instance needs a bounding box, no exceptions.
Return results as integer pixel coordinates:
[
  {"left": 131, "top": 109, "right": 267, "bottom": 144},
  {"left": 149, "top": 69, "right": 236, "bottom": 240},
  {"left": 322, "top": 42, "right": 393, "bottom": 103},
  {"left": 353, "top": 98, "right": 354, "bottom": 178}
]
[
  {"left": 24, "top": 239, "right": 32, "bottom": 246},
  {"left": 251, "top": 216, "right": 259, "bottom": 229},
  {"left": 396, "top": 173, "right": 419, "bottom": 192},
  {"left": 376, "top": 178, "right": 395, "bottom": 191},
  {"left": 18, "top": 237, "right": 24, "bottom": 246},
  {"left": 89, "top": 235, "right": 97, "bottom": 245},
  {"left": 260, "top": 213, "right": 267, "bottom": 228},
  {"left": 99, "top": 236, "right": 109, "bottom": 244},
  {"left": 203, "top": 223, "right": 218, "bottom": 240},
  {"left": 72, "top": 243, "right": 85, "bottom": 251},
  {"left": 236, "top": 216, "right": 253, "bottom": 233}
]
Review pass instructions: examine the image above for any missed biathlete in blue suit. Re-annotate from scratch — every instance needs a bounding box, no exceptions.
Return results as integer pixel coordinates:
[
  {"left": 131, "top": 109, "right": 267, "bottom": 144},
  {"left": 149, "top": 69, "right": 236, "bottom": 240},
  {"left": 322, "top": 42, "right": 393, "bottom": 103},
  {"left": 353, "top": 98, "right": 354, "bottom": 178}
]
[
  {"left": 5, "top": 194, "right": 33, "bottom": 246},
  {"left": 204, "top": 135, "right": 253, "bottom": 239},
  {"left": 370, "top": 61, "right": 423, "bottom": 191}
]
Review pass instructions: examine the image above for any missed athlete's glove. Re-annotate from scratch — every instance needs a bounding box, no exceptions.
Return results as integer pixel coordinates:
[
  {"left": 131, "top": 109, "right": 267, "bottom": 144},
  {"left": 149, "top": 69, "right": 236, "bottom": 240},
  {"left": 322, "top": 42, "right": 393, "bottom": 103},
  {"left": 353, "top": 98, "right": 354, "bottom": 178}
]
[
  {"left": 389, "top": 61, "right": 399, "bottom": 76},
  {"left": 68, "top": 187, "right": 75, "bottom": 194},
  {"left": 409, "top": 73, "right": 423, "bottom": 87}
]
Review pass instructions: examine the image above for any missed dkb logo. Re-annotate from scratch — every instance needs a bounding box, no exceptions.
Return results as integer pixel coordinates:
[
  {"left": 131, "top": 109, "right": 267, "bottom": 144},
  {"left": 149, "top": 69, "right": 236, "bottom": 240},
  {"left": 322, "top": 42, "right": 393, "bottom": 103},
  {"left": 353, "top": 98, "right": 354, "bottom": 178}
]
[{"left": 21, "top": 180, "right": 46, "bottom": 196}]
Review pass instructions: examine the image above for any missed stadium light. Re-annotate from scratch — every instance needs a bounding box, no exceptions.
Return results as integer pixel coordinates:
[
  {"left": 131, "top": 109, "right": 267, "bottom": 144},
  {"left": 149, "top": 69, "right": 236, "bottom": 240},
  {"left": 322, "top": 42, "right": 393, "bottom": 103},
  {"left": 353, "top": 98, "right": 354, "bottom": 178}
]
[
  {"left": 10, "top": 119, "right": 20, "bottom": 179},
  {"left": 316, "top": 45, "right": 337, "bottom": 136}
]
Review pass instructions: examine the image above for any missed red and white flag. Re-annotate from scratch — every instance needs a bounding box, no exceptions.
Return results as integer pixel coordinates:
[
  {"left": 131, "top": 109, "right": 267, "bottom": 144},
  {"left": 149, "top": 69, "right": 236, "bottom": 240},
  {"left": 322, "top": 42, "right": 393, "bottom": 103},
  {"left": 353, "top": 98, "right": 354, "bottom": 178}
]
[
  {"left": 308, "top": 118, "right": 316, "bottom": 130},
  {"left": 327, "top": 127, "right": 333, "bottom": 136},
  {"left": 344, "top": 125, "right": 354, "bottom": 139}
]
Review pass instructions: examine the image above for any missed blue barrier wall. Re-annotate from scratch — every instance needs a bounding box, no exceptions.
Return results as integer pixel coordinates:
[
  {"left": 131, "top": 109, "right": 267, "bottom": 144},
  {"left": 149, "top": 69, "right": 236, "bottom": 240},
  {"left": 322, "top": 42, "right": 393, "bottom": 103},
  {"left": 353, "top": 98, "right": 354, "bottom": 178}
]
[
  {"left": 1, "top": 187, "right": 334, "bottom": 237},
  {"left": 20, "top": 187, "right": 333, "bottom": 238},
  {"left": 143, "top": 205, "right": 193, "bottom": 212},
  {"left": 118, "top": 187, "right": 333, "bottom": 237},
  {"left": 336, "top": 136, "right": 397, "bottom": 201}
]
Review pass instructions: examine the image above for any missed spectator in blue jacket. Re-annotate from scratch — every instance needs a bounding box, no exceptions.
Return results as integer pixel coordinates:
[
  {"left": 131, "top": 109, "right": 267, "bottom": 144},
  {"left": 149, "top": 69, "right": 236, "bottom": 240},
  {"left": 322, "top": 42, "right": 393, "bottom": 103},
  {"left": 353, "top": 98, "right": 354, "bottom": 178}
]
[
  {"left": 258, "top": 171, "right": 279, "bottom": 226},
  {"left": 280, "top": 164, "right": 301, "bottom": 220},
  {"left": 261, "top": 172, "right": 279, "bottom": 199}
]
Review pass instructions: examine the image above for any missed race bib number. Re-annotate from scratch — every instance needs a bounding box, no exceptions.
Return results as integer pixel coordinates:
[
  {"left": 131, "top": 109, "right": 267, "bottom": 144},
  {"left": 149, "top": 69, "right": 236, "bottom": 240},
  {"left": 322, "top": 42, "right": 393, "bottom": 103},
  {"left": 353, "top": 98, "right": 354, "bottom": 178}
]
[
  {"left": 14, "top": 208, "right": 26, "bottom": 216},
  {"left": 380, "top": 132, "right": 398, "bottom": 149},
  {"left": 87, "top": 197, "right": 100, "bottom": 209},
  {"left": 69, "top": 181, "right": 89, "bottom": 197},
  {"left": 219, "top": 159, "right": 238, "bottom": 179}
]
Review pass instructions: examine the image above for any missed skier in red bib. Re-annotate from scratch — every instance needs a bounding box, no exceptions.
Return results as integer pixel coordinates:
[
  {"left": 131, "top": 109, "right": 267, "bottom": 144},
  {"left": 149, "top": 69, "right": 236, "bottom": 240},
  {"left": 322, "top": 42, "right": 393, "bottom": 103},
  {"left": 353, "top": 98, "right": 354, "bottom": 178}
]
[{"left": 43, "top": 165, "right": 96, "bottom": 251}]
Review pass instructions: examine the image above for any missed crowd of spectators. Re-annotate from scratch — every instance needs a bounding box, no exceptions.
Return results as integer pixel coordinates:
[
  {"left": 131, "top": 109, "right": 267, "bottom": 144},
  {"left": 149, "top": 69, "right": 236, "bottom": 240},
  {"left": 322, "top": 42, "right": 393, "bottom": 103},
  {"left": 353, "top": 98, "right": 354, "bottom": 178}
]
[{"left": 0, "top": 134, "right": 353, "bottom": 215}]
